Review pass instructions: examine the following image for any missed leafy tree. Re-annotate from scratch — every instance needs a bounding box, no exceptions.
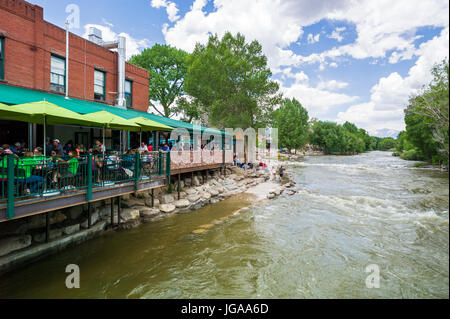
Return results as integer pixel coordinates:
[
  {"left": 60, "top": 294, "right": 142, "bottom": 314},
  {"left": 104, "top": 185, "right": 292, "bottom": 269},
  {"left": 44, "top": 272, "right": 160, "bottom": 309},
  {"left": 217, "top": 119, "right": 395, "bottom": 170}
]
[
  {"left": 310, "top": 121, "right": 348, "bottom": 154},
  {"left": 184, "top": 32, "right": 282, "bottom": 129},
  {"left": 404, "top": 58, "right": 449, "bottom": 164},
  {"left": 128, "top": 44, "right": 189, "bottom": 118},
  {"left": 276, "top": 98, "right": 309, "bottom": 152}
]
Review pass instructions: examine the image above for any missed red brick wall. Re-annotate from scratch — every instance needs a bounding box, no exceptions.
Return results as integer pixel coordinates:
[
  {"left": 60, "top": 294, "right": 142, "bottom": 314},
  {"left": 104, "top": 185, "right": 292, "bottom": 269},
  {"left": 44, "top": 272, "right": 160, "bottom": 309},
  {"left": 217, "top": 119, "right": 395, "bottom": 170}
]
[{"left": 0, "top": 0, "right": 149, "bottom": 112}]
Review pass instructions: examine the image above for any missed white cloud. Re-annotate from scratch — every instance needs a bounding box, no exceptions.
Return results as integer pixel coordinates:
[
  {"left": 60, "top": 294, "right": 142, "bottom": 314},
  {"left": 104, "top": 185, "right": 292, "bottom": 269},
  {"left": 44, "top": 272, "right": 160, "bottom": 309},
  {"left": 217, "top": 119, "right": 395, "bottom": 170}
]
[
  {"left": 277, "top": 69, "right": 358, "bottom": 116},
  {"left": 151, "top": 0, "right": 180, "bottom": 22},
  {"left": 101, "top": 18, "right": 114, "bottom": 28},
  {"left": 337, "top": 27, "right": 449, "bottom": 132},
  {"left": 317, "top": 79, "right": 349, "bottom": 91},
  {"left": 328, "top": 26, "right": 345, "bottom": 42},
  {"left": 307, "top": 33, "right": 320, "bottom": 44},
  {"left": 82, "top": 24, "right": 151, "bottom": 59}
]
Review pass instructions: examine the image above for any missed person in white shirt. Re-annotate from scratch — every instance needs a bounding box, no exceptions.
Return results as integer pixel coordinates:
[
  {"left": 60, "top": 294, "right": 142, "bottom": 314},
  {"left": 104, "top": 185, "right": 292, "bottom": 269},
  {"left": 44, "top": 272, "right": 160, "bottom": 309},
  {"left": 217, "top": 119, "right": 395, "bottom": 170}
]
[{"left": 138, "top": 142, "right": 148, "bottom": 153}]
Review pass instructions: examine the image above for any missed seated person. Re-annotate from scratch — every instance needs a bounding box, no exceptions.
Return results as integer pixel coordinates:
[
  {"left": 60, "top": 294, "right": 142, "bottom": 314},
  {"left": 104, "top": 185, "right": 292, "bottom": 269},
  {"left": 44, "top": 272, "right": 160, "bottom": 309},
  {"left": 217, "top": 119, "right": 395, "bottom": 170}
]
[
  {"left": 51, "top": 150, "right": 79, "bottom": 187},
  {"left": 19, "top": 152, "right": 44, "bottom": 195}
]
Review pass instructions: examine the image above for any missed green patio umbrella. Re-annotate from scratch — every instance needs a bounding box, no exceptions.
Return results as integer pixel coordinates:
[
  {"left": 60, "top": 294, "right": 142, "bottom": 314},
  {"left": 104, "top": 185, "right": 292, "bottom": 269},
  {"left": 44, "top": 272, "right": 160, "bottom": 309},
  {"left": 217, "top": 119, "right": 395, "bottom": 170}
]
[
  {"left": 129, "top": 116, "right": 173, "bottom": 145},
  {"left": 0, "top": 101, "right": 106, "bottom": 156},
  {"left": 82, "top": 111, "right": 142, "bottom": 154}
]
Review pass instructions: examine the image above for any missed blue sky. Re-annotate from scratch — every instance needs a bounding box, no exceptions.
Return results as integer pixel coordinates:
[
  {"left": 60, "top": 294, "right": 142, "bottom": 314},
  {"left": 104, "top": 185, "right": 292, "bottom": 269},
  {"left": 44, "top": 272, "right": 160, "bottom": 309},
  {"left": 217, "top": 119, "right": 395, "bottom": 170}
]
[{"left": 30, "top": 0, "right": 449, "bottom": 136}]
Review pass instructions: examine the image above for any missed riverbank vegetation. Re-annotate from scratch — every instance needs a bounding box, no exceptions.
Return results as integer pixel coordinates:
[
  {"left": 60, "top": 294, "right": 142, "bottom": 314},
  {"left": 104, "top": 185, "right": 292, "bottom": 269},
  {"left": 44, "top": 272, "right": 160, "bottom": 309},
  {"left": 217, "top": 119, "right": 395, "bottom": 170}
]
[{"left": 393, "top": 59, "right": 449, "bottom": 167}]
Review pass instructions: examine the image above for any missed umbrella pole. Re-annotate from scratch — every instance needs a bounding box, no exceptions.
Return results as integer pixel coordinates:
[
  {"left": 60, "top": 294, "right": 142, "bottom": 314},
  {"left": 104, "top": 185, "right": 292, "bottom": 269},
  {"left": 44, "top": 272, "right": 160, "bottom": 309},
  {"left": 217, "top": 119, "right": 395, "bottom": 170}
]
[
  {"left": 43, "top": 116, "right": 46, "bottom": 157},
  {"left": 103, "top": 126, "right": 105, "bottom": 156},
  {"left": 140, "top": 129, "right": 142, "bottom": 145}
]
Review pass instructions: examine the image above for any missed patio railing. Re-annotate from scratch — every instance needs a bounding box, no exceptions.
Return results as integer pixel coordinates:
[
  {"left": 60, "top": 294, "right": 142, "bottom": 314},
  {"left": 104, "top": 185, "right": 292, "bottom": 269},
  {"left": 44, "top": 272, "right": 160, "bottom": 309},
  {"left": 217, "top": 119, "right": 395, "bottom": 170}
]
[{"left": 0, "top": 151, "right": 171, "bottom": 219}]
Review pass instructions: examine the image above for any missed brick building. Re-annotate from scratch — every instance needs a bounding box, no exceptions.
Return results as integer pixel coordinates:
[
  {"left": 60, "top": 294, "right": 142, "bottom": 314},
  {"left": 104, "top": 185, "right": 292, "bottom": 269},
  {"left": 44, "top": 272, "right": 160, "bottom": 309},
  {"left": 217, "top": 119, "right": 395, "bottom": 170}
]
[
  {"left": 0, "top": 0, "right": 149, "bottom": 109},
  {"left": 0, "top": 0, "right": 151, "bottom": 149}
]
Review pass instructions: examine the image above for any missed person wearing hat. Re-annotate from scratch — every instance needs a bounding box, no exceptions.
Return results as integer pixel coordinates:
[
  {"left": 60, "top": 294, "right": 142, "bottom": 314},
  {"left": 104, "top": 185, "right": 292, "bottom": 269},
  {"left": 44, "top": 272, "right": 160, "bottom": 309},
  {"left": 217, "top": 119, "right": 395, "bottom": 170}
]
[{"left": 52, "top": 139, "right": 64, "bottom": 156}]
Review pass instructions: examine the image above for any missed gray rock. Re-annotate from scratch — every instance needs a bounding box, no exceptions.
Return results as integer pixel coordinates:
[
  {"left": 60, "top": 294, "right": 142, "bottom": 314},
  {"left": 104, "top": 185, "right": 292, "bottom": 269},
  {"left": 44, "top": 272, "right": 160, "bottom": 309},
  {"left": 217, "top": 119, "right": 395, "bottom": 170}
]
[
  {"left": 120, "top": 209, "right": 140, "bottom": 222},
  {"left": 267, "top": 193, "right": 275, "bottom": 199},
  {"left": 121, "top": 198, "right": 145, "bottom": 208},
  {"left": 174, "top": 199, "right": 190, "bottom": 208},
  {"left": 201, "top": 192, "right": 212, "bottom": 200},
  {"left": 159, "top": 194, "right": 175, "bottom": 204},
  {"left": 68, "top": 205, "right": 84, "bottom": 220},
  {"left": 121, "top": 194, "right": 131, "bottom": 200},
  {"left": 33, "top": 228, "right": 62, "bottom": 243},
  {"left": 27, "top": 211, "right": 67, "bottom": 230},
  {"left": 187, "top": 194, "right": 201, "bottom": 202},
  {"left": 0, "top": 235, "right": 32, "bottom": 257},
  {"left": 185, "top": 188, "right": 197, "bottom": 195},
  {"left": 192, "top": 176, "right": 200, "bottom": 186},
  {"left": 144, "top": 197, "right": 159, "bottom": 207},
  {"left": 139, "top": 207, "right": 160, "bottom": 218},
  {"left": 80, "top": 211, "right": 99, "bottom": 229},
  {"left": 159, "top": 204, "right": 176, "bottom": 214},
  {"left": 63, "top": 224, "right": 80, "bottom": 235},
  {"left": 208, "top": 188, "right": 219, "bottom": 196}
]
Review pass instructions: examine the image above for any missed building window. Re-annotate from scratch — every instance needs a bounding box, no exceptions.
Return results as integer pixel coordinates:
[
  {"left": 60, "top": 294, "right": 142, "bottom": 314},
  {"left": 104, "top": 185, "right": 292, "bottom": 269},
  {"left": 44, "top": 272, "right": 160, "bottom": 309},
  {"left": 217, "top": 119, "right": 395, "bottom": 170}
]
[
  {"left": 50, "top": 55, "right": 66, "bottom": 93},
  {"left": 94, "top": 70, "right": 106, "bottom": 101},
  {"left": 0, "top": 37, "right": 5, "bottom": 80},
  {"left": 125, "top": 80, "right": 132, "bottom": 108}
]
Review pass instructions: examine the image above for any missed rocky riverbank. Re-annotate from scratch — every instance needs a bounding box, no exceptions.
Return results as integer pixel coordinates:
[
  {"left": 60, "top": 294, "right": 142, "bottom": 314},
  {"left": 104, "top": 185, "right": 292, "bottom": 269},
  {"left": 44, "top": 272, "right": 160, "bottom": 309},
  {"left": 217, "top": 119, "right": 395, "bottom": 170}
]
[{"left": 0, "top": 165, "right": 297, "bottom": 274}]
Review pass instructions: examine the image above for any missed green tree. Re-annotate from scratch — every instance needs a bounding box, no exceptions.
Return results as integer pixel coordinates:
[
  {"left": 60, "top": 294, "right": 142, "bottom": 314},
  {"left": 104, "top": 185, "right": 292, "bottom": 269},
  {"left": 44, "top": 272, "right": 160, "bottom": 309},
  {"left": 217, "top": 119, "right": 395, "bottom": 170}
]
[
  {"left": 276, "top": 98, "right": 309, "bottom": 152},
  {"left": 128, "top": 44, "right": 189, "bottom": 118},
  {"left": 184, "top": 32, "right": 282, "bottom": 129},
  {"left": 310, "top": 121, "right": 348, "bottom": 154},
  {"left": 405, "top": 58, "right": 449, "bottom": 164}
]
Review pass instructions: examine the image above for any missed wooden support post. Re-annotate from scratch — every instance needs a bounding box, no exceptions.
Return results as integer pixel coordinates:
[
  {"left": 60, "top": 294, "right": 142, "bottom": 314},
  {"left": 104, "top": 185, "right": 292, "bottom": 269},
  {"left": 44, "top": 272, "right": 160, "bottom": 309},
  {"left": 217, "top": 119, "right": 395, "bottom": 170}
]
[
  {"left": 205, "top": 170, "right": 208, "bottom": 183},
  {"left": 45, "top": 212, "right": 50, "bottom": 243},
  {"left": 110, "top": 198, "right": 114, "bottom": 226},
  {"left": 118, "top": 196, "right": 121, "bottom": 225},
  {"left": 151, "top": 188, "right": 154, "bottom": 207},
  {"left": 87, "top": 203, "right": 91, "bottom": 229},
  {"left": 178, "top": 173, "right": 181, "bottom": 200},
  {"left": 191, "top": 171, "right": 194, "bottom": 186}
]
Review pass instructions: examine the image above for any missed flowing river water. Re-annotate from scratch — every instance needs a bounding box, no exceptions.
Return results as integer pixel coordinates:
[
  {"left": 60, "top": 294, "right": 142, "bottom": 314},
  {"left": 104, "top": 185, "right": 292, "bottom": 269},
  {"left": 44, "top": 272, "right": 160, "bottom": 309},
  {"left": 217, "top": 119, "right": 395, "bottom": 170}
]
[{"left": 0, "top": 151, "right": 448, "bottom": 298}]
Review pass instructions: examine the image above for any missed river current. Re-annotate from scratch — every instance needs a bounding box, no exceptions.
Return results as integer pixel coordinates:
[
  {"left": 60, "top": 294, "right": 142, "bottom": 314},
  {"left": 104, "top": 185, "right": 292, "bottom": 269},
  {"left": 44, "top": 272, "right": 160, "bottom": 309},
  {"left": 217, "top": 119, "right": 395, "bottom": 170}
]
[{"left": 0, "top": 151, "right": 448, "bottom": 298}]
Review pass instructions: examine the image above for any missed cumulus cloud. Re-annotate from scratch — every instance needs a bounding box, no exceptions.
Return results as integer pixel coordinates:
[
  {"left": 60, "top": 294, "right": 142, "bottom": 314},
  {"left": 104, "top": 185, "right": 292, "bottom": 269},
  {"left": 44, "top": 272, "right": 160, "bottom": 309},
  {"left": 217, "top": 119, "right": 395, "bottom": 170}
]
[
  {"left": 151, "top": 0, "right": 180, "bottom": 22},
  {"left": 328, "top": 26, "right": 346, "bottom": 42},
  {"left": 82, "top": 24, "right": 151, "bottom": 59},
  {"left": 337, "top": 27, "right": 449, "bottom": 132},
  {"left": 317, "top": 79, "right": 349, "bottom": 91}
]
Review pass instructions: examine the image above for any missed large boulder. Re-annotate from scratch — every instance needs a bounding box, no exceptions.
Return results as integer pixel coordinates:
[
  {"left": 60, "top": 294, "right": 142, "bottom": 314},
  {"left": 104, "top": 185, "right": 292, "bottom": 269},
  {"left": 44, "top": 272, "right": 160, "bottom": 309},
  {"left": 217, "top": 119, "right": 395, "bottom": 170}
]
[
  {"left": 63, "top": 224, "right": 80, "bottom": 235},
  {"left": 144, "top": 198, "right": 160, "bottom": 207},
  {"left": 201, "top": 192, "right": 211, "bottom": 200},
  {"left": 208, "top": 188, "right": 219, "bottom": 197},
  {"left": 121, "top": 198, "right": 145, "bottom": 208},
  {"left": 27, "top": 211, "right": 67, "bottom": 230},
  {"left": 139, "top": 207, "right": 160, "bottom": 218},
  {"left": 159, "top": 204, "right": 176, "bottom": 214},
  {"left": 0, "top": 235, "right": 32, "bottom": 256},
  {"left": 184, "top": 188, "right": 197, "bottom": 195},
  {"left": 187, "top": 194, "right": 201, "bottom": 203},
  {"left": 68, "top": 205, "right": 84, "bottom": 220},
  {"left": 174, "top": 199, "right": 190, "bottom": 208},
  {"left": 192, "top": 176, "right": 200, "bottom": 186},
  {"left": 80, "top": 211, "right": 100, "bottom": 229},
  {"left": 33, "top": 228, "right": 62, "bottom": 243},
  {"left": 159, "top": 194, "right": 175, "bottom": 205},
  {"left": 120, "top": 209, "right": 140, "bottom": 222}
]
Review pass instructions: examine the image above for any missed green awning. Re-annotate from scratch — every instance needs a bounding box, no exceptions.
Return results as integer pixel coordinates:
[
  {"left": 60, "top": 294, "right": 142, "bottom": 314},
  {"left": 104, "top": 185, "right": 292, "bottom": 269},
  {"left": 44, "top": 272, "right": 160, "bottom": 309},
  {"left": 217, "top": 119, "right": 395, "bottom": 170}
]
[
  {"left": 0, "top": 84, "right": 230, "bottom": 137},
  {"left": 81, "top": 111, "right": 142, "bottom": 131},
  {"left": 0, "top": 101, "right": 102, "bottom": 127},
  {"left": 130, "top": 116, "right": 173, "bottom": 131}
]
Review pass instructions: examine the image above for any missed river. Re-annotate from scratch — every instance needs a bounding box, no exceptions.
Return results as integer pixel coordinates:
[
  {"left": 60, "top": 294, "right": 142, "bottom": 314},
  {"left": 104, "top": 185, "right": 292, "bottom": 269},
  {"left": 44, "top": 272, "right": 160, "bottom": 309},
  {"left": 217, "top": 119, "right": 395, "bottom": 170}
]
[{"left": 0, "top": 151, "right": 448, "bottom": 298}]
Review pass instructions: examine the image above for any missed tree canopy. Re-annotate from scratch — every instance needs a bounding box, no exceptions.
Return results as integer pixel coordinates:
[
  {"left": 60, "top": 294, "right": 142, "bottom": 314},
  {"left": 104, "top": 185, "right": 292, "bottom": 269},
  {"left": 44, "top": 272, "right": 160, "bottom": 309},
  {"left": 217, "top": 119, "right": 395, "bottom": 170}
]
[
  {"left": 396, "top": 58, "right": 449, "bottom": 165},
  {"left": 184, "top": 32, "right": 282, "bottom": 129},
  {"left": 275, "top": 98, "right": 309, "bottom": 152},
  {"left": 128, "top": 44, "right": 189, "bottom": 118}
]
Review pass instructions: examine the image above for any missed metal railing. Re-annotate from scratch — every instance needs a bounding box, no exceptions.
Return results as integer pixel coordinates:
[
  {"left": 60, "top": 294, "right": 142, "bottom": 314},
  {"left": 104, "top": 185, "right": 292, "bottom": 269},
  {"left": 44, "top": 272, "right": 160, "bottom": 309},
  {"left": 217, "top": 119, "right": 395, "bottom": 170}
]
[{"left": 0, "top": 152, "right": 171, "bottom": 219}]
